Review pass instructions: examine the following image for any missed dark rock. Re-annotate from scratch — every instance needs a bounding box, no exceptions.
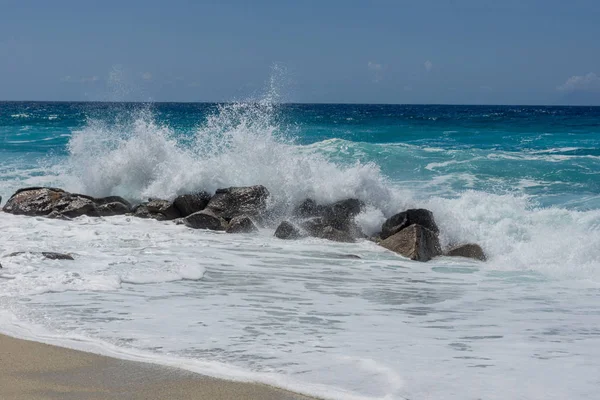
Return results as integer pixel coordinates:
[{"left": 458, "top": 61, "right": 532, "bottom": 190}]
[
  {"left": 7, "top": 251, "right": 74, "bottom": 260},
  {"left": 226, "top": 216, "right": 258, "bottom": 233},
  {"left": 2, "top": 187, "right": 132, "bottom": 218},
  {"left": 132, "top": 204, "right": 152, "bottom": 219},
  {"left": 3, "top": 187, "right": 82, "bottom": 216},
  {"left": 380, "top": 209, "right": 439, "bottom": 240},
  {"left": 97, "top": 202, "right": 131, "bottom": 216},
  {"left": 300, "top": 217, "right": 327, "bottom": 237},
  {"left": 93, "top": 196, "right": 132, "bottom": 208},
  {"left": 322, "top": 198, "right": 363, "bottom": 228},
  {"left": 379, "top": 224, "right": 441, "bottom": 262},
  {"left": 274, "top": 221, "right": 303, "bottom": 240},
  {"left": 146, "top": 199, "right": 181, "bottom": 220},
  {"left": 173, "top": 192, "right": 211, "bottom": 217},
  {"left": 293, "top": 199, "right": 323, "bottom": 218},
  {"left": 205, "top": 185, "right": 270, "bottom": 220},
  {"left": 445, "top": 244, "right": 487, "bottom": 261},
  {"left": 293, "top": 198, "right": 364, "bottom": 238},
  {"left": 132, "top": 199, "right": 180, "bottom": 221},
  {"left": 319, "top": 226, "right": 355, "bottom": 243},
  {"left": 184, "top": 210, "right": 226, "bottom": 230}
]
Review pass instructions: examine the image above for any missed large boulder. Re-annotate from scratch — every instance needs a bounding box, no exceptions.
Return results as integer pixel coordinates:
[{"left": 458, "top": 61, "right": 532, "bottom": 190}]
[
  {"left": 293, "top": 199, "right": 323, "bottom": 218},
  {"left": 445, "top": 244, "right": 487, "bottom": 261},
  {"left": 96, "top": 201, "right": 131, "bottom": 216},
  {"left": 133, "top": 199, "right": 181, "bottom": 221},
  {"left": 205, "top": 186, "right": 269, "bottom": 220},
  {"left": 2, "top": 187, "right": 132, "bottom": 218},
  {"left": 173, "top": 192, "right": 211, "bottom": 217},
  {"left": 226, "top": 216, "right": 258, "bottom": 233},
  {"left": 292, "top": 198, "right": 364, "bottom": 242},
  {"left": 321, "top": 199, "right": 364, "bottom": 231},
  {"left": 380, "top": 209, "right": 439, "bottom": 240},
  {"left": 3, "top": 187, "right": 97, "bottom": 218},
  {"left": 379, "top": 224, "right": 441, "bottom": 262},
  {"left": 183, "top": 210, "right": 226, "bottom": 230},
  {"left": 274, "top": 221, "right": 303, "bottom": 240}
]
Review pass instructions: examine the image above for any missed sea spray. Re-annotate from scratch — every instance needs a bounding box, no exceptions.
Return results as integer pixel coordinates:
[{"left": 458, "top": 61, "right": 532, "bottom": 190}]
[{"left": 65, "top": 100, "right": 398, "bottom": 218}]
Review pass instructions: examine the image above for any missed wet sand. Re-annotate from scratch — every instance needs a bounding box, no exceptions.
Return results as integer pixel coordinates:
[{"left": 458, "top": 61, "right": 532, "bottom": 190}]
[{"left": 0, "top": 334, "right": 315, "bottom": 400}]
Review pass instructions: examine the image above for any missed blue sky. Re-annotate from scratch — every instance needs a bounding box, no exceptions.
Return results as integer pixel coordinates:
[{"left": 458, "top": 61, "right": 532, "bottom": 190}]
[{"left": 1, "top": 0, "right": 599, "bottom": 104}]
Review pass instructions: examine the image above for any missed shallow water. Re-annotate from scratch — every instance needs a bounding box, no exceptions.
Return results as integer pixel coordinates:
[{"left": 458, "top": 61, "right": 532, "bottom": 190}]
[{"left": 1, "top": 101, "right": 599, "bottom": 399}]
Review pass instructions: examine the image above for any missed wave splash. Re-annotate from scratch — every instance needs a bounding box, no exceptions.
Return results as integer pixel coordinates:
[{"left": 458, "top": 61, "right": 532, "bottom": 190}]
[
  {"left": 60, "top": 94, "right": 600, "bottom": 279},
  {"left": 66, "top": 100, "right": 396, "bottom": 217}
]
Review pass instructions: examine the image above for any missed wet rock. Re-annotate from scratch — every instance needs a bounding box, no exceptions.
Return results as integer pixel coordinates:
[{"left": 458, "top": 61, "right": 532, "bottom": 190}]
[
  {"left": 94, "top": 196, "right": 132, "bottom": 208},
  {"left": 133, "top": 199, "right": 181, "bottom": 221},
  {"left": 2, "top": 187, "right": 100, "bottom": 218},
  {"left": 226, "top": 216, "right": 258, "bottom": 234},
  {"left": 379, "top": 224, "right": 441, "bottom": 262},
  {"left": 293, "top": 198, "right": 364, "bottom": 239},
  {"left": 2, "top": 187, "right": 132, "bottom": 218},
  {"left": 380, "top": 209, "right": 439, "bottom": 240},
  {"left": 300, "top": 217, "right": 327, "bottom": 237},
  {"left": 293, "top": 199, "right": 323, "bottom": 218},
  {"left": 205, "top": 185, "right": 270, "bottom": 220},
  {"left": 97, "top": 202, "right": 131, "bottom": 216},
  {"left": 445, "top": 244, "right": 487, "bottom": 261},
  {"left": 146, "top": 199, "right": 181, "bottom": 220},
  {"left": 321, "top": 198, "right": 364, "bottom": 230},
  {"left": 7, "top": 251, "right": 74, "bottom": 260},
  {"left": 183, "top": 210, "right": 226, "bottom": 230},
  {"left": 173, "top": 192, "right": 212, "bottom": 217},
  {"left": 274, "top": 221, "right": 303, "bottom": 240}
]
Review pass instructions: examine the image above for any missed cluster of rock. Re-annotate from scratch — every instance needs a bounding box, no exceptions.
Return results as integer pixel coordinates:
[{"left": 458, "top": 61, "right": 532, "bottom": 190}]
[{"left": 1, "top": 186, "right": 486, "bottom": 263}]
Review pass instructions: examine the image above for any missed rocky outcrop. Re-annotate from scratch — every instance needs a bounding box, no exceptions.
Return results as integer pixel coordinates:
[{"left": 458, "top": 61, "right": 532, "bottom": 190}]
[
  {"left": 173, "top": 192, "right": 211, "bottom": 217},
  {"left": 6, "top": 251, "right": 74, "bottom": 260},
  {"left": 380, "top": 209, "right": 439, "bottom": 240},
  {"left": 226, "top": 216, "right": 258, "bottom": 233},
  {"left": 2, "top": 187, "right": 131, "bottom": 218},
  {"left": 379, "top": 224, "right": 441, "bottom": 262},
  {"left": 183, "top": 210, "right": 226, "bottom": 230},
  {"left": 205, "top": 186, "right": 269, "bottom": 220},
  {"left": 445, "top": 244, "right": 487, "bottom": 261},
  {"left": 274, "top": 221, "right": 303, "bottom": 239}
]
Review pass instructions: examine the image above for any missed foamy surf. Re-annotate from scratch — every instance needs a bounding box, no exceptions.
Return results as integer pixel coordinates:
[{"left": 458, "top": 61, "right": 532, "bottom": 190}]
[{"left": 1, "top": 98, "right": 599, "bottom": 400}]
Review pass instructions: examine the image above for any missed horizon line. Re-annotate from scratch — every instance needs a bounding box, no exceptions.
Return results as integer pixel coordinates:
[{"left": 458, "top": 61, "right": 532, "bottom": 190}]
[{"left": 1, "top": 100, "right": 599, "bottom": 107}]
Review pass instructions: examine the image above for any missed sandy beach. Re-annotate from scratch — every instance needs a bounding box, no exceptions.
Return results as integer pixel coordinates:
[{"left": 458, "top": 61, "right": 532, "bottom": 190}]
[{"left": 0, "top": 334, "right": 315, "bottom": 400}]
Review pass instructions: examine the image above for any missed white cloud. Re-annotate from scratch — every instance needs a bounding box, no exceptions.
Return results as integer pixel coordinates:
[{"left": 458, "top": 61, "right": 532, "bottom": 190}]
[
  {"left": 368, "top": 61, "right": 384, "bottom": 82},
  {"left": 424, "top": 60, "right": 433, "bottom": 72},
  {"left": 141, "top": 72, "right": 153, "bottom": 81},
  {"left": 557, "top": 72, "right": 600, "bottom": 92},
  {"left": 61, "top": 75, "right": 99, "bottom": 83}
]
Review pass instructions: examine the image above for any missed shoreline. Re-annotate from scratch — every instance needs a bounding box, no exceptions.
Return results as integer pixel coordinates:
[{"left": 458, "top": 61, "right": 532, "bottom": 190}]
[{"left": 0, "top": 333, "right": 317, "bottom": 400}]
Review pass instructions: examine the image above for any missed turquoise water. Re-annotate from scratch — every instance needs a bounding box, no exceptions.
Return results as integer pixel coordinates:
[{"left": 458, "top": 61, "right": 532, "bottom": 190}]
[
  {"left": 1, "top": 101, "right": 600, "bottom": 400},
  {"left": 2, "top": 102, "right": 599, "bottom": 207}
]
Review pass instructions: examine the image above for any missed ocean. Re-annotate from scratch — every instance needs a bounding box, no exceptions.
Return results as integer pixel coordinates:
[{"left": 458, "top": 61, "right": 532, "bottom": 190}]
[{"left": 1, "top": 99, "right": 599, "bottom": 399}]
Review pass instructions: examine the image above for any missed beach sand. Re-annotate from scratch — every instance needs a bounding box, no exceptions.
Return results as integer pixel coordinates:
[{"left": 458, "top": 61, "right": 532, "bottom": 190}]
[{"left": 0, "top": 334, "right": 315, "bottom": 400}]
